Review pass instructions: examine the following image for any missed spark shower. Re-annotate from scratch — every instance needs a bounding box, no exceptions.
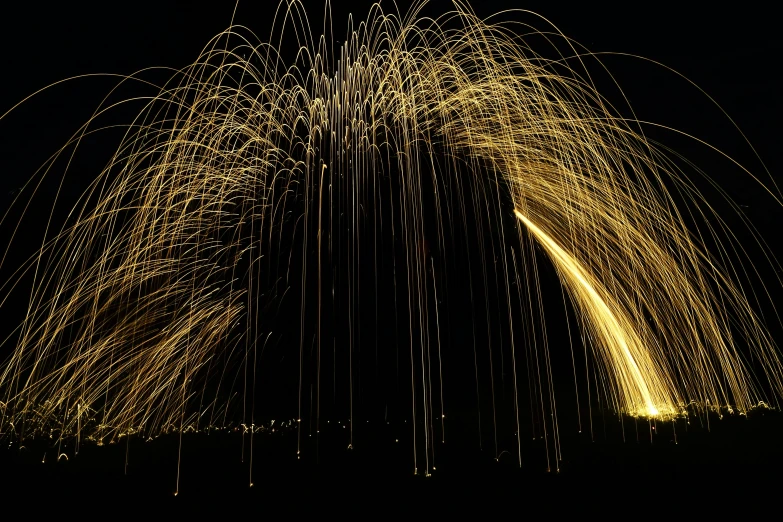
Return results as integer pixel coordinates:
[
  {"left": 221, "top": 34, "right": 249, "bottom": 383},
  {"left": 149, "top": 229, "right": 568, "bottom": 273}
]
[{"left": 1, "top": 0, "right": 782, "bottom": 482}]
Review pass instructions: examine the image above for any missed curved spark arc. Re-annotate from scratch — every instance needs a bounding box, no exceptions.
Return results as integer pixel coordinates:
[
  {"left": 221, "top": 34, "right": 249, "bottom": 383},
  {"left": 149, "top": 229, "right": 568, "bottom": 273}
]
[
  {"left": 0, "top": 0, "right": 781, "bottom": 478},
  {"left": 515, "top": 209, "right": 665, "bottom": 417}
]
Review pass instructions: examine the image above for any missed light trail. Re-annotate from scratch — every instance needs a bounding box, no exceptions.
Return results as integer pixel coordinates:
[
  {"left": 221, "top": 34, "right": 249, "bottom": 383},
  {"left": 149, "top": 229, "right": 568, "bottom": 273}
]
[
  {"left": 0, "top": 0, "right": 781, "bottom": 482},
  {"left": 515, "top": 209, "right": 665, "bottom": 417}
]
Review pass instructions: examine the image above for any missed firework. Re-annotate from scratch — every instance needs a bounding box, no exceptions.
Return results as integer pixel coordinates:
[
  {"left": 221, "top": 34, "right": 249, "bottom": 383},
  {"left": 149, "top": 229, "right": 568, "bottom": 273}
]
[{"left": 1, "top": 0, "right": 781, "bottom": 486}]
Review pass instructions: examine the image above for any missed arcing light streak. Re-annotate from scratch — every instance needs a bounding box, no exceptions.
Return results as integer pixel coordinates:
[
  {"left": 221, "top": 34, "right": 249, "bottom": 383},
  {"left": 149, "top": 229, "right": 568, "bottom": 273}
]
[
  {"left": 515, "top": 209, "right": 665, "bottom": 418},
  {"left": 0, "top": 0, "right": 782, "bottom": 476}
]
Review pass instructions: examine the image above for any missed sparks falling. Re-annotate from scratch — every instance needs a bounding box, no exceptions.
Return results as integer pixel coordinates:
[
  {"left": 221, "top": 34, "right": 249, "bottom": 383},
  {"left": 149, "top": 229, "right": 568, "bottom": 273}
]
[{"left": 1, "top": 0, "right": 782, "bottom": 482}]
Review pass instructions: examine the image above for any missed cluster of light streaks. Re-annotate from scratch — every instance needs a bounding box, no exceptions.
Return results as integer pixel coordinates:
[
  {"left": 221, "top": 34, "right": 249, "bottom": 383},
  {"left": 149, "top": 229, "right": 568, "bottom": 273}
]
[{"left": 1, "top": 0, "right": 782, "bottom": 479}]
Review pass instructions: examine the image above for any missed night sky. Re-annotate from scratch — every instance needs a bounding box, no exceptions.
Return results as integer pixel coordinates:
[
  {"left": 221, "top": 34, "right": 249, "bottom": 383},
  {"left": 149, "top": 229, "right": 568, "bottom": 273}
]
[{"left": 1, "top": 0, "right": 782, "bottom": 511}]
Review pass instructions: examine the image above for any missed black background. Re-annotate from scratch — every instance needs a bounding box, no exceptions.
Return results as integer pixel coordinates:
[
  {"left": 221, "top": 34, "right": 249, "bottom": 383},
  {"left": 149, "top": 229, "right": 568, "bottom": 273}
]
[{"left": 1, "top": 0, "right": 782, "bottom": 512}]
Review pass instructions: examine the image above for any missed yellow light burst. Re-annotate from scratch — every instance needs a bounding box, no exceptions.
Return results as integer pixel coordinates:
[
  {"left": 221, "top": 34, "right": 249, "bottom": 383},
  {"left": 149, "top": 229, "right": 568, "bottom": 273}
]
[{"left": 0, "top": 0, "right": 781, "bottom": 479}]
